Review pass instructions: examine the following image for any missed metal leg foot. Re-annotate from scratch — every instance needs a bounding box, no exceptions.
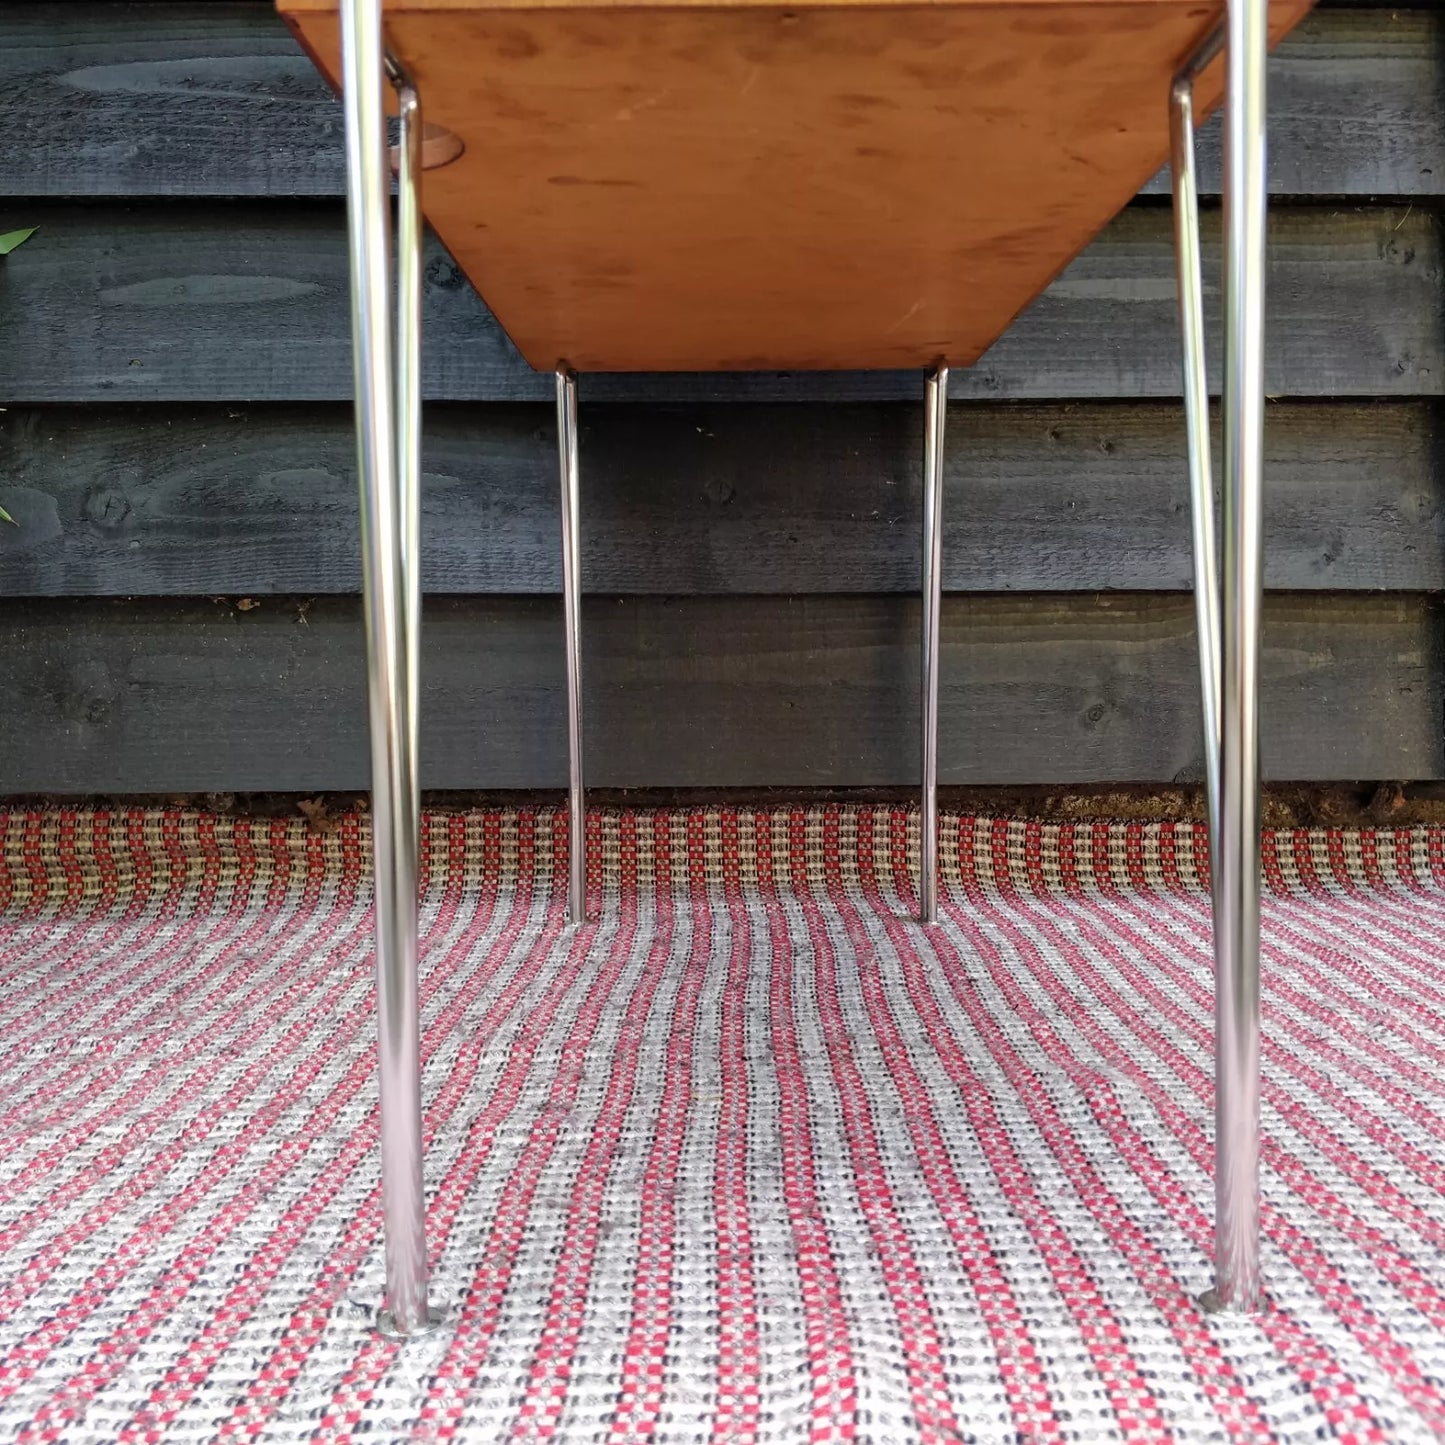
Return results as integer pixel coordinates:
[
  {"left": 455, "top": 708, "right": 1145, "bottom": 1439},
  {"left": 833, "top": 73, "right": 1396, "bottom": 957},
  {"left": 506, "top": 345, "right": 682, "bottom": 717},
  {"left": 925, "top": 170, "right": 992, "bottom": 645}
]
[
  {"left": 340, "top": 0, "right": 435, "bottom": 1339},
  {"left": 378, "top": 1304, "right": 447, "bottom": 1339},
  {"left": 556, "top": 366, "right": 586, "bottom": 926},
  {"left": 1198, "top": 1285, "right": 1267, "bottom": 1317},
  {"left": 1172, "top": 1, "right": 1267, "bottom": 1313},
  {"left": 920, "top": 362, "right": 948, "bottom": 925}
]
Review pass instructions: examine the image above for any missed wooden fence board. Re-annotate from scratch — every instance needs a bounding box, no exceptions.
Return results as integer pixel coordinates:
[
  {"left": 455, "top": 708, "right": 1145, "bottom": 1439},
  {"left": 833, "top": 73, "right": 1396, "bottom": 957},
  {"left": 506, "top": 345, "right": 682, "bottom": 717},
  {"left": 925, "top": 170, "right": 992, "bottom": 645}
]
[
  {"left": 3, "top": 6, "right": 1438, "bottom": 200},
  {"left": 1, "top": 400, "right": 1439, "bottom": 595},
  {"left": 0, "top": 205, "right": 1435, "bottom": 403},
  {"left": 4, "top": 593, "right": 1438, "bottom": 792}
]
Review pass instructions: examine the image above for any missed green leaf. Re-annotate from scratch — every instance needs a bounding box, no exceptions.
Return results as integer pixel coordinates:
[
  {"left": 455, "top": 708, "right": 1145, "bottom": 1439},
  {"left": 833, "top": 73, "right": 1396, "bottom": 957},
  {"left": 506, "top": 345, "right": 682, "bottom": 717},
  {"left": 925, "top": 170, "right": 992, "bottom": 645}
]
[
  {"left": 0, "top": 227, "right": 37, "bottom": 256},
  {"left": 0, "top": 505, "right": 14, "bottom": 525}
]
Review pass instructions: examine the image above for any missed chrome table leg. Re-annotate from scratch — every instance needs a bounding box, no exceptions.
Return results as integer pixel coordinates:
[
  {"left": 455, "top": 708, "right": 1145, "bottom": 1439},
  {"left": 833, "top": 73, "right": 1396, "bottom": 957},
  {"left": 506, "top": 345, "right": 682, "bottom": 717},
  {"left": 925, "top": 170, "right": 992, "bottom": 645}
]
[
  {"left": 1170, "top": 24, "right": 1224, "bottom": 869},
  {"left": 920, "top": 362, "right": 948, "bottom": 925},
  {"left": 1171, "top": 0, "right": 1268, "bottom": 1314},
  {"left": 556, "top": 367, "right": 586, "bottom": 925},
  {"left": 1209, "top": 0, "right": 1270, "bottom": 1315},
  {"left": 340, "top": 0, "right": 439, "bottom": 1339}
]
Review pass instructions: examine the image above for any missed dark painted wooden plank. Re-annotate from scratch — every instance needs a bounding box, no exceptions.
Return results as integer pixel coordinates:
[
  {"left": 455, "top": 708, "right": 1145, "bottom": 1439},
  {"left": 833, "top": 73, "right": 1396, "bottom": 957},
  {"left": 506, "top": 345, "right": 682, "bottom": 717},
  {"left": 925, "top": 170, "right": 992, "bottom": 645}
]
[
  {"left": 3, "top": 6, "right": 1439, "bottom": 200},
  {"left": 1142, "top": 8, "right": 1445, "bottom": 197},
  {"left": 0, "top": 204, "right": 1436, "bottom": 403},
  {"left": 1, "top": 4, "right": 339, "bottom": 200},
  {"left": 2, "top": 401, "right": 1440, "bottom": 596},
  {"left": 3, "top": 594, "right": 1439, "bottom": 793}
]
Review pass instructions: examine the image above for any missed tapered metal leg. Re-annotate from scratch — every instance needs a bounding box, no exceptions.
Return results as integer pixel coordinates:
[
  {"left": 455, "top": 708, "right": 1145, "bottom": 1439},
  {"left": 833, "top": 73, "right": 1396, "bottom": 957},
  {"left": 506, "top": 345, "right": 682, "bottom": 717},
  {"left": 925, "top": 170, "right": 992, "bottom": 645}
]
[
  {"left": 1209, "top": 0, "right": 1269, "bottom": 1315},
  {"left": 390, "top": 55, "right": 423, "bottom": 785},
  {"left": 1169, "top": 33, "right": 1223, "bottom": 862},
  {"left": 556, "top": 368, "right": 586, "bottom": 925},
  {"left": 1172, "top": 2, "right": 1268, "bottom": 1314},
  {"left": 920, "top": 363, "right": 948, "bottom": 925},
  {"left": 340, "top": 0, "right": 438, "bottom": 1340}
]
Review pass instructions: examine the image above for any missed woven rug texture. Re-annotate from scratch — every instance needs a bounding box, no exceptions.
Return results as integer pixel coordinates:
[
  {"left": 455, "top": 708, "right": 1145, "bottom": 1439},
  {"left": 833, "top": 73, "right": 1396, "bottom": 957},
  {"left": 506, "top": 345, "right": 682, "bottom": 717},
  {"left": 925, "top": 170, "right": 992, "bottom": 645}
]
[{"left": 2, "top": 807, "right": 1445, "bottom": 1444}]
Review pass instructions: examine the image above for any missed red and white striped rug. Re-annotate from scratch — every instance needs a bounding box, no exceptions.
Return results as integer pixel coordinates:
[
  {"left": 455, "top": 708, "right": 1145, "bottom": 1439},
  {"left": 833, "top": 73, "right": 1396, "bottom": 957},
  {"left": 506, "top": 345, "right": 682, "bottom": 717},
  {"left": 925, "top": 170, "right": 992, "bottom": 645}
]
[{"left": 3, "top": 807, "right": 1445, "bottom": 1444}]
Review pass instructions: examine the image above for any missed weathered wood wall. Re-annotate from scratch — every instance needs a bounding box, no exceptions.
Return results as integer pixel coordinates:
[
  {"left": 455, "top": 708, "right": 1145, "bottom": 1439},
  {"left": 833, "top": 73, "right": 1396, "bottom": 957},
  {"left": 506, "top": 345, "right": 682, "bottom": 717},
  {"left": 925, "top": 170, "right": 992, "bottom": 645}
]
[{"left": 1, "top": 1, "right": 1441, "bottom": 793}]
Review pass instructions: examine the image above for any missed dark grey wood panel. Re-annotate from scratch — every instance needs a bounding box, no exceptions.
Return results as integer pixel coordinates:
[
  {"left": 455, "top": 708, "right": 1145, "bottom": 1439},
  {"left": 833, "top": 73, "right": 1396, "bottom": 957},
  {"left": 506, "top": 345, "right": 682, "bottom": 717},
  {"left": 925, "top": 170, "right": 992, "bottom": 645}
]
[
  {"left": 4, "top": 6, "right": 1439, "bottom": 200},
  {"left": 1, "top": 4, "right": 340, "bottom": 200},
  {"left": 1141, "top": 8, "right": 1445, "bottom": 198},
  {"left": 4, "top": 594, "right": 1439, "bottom": 794},
  {"left": 0, "top": 205, "right": 1436, "bottom": 403},
  {"left": 1, "top": 401, "right": 1440, "bottom": 596}
]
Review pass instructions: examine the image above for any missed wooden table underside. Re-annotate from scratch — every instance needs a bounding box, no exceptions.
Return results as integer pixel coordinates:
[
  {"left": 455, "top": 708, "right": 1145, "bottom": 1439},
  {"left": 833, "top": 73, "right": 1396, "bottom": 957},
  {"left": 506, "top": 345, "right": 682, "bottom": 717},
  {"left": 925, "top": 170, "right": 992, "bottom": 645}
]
[{"left": 280, "top": 0, "right": 1315, "bottom": 372}]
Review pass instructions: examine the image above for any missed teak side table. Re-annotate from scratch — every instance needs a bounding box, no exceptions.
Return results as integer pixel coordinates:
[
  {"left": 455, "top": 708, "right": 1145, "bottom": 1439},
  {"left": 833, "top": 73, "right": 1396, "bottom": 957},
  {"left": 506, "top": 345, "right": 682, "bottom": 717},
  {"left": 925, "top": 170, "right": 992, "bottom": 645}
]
[{"left": 278, "top": 0, "right": 1316, "bottom": 1340}]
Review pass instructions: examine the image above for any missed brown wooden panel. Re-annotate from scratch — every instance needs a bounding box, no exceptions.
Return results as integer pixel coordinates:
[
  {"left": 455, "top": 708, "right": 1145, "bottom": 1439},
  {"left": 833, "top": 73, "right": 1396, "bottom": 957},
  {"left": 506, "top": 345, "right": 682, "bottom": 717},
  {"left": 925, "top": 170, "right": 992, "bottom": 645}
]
[
  {"left": 278, "top": 0, "right": 1313, "bottom": 371},
  {"left": 4, "top": 593, "right": 1436, "bottom": 793},
  {"left": 5, "top": 7, "right": 1433, "bottom": 200}
]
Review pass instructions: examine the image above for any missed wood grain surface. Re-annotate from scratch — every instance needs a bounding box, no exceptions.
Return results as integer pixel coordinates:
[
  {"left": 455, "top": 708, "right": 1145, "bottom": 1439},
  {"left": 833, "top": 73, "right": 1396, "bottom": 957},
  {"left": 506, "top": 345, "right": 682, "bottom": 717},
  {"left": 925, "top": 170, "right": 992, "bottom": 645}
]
[
  {"left": 2, "top": 203, "right": 1428, "bottom": 402},
  {"left": 5, "top": 592, "right": 1437, "bottom": 792},
  {"left": 279, "top": 0, "right": 1314, "bottom": 370},
  {"left": 7, "top": 7, "right": 1431, "bottom": 200},
  {"left": 3, "top": 0, "right": 1435, "bottom": 798},
  {"left": 1, "top": 401, "right": 1439, "bottom": 596}
]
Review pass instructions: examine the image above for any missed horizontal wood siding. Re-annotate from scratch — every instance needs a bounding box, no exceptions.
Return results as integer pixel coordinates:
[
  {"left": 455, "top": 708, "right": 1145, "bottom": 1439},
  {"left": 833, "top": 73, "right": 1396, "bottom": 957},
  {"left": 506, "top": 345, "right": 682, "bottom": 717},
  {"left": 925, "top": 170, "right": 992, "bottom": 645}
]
[
  {"left": 6, "top": 595, "right": 1441, "bottom": 792},
  {"left": 0, "top": 1, "right": 1440, "bottom": 794},
  {"left": 4, "top": 6, "right": 1438, "bottom": 199},
  {"left": 1, "top": 401, "right": 1440, "bottom": 596},
  {"left": 1, "top": 204, "right": 1438, "bottom": 403}
]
